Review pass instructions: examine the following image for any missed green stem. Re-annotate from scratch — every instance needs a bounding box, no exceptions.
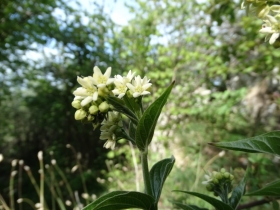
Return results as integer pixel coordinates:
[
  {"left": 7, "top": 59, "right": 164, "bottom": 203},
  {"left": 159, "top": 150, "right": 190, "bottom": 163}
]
[
  {"left": 39, "top": 155, "right": 44, "bottom": 209},
  {"left": 9, "top": 171, "right": 15, "bottom": 210},
  {"left": 53, "top": 162, "right": 76, "bottom": 206},
  {"left": 141, "top": 151, "right": 153, "bottom": 196}
]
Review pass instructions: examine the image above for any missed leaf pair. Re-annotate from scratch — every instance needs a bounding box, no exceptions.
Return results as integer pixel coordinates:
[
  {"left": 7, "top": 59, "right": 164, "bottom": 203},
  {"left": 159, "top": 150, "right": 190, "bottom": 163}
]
[{"left": 83, "top": 156, "right": 175, "bottom": 210}]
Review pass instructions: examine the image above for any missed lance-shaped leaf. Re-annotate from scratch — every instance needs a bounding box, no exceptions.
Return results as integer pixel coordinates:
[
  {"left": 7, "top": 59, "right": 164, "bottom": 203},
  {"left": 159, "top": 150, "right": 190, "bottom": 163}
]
[
  {"left": 209, "top": 131, "right": 280, "bottom": 156},
  {"left": 150, "top": 156, "right": 175, "bottom": 202},
  {"left": 83, "top": 191, "right": 155, "bottom": 210},
  {"left": 172, "top": 191, "right": 234, "bottom": 210},
  {"left": 229, "top": 168, "right": 248, "bottom": 209},
  {"left": 246, "top": 179, "right": 280, "bottom": 196},
  {"left": 172, "top": 202, "right": 208, "bottom": 210},
  {"left": 135, "top": 81, "right": 175, "bottom": 151},
  {"left": 107, "top": 96, "right": 138, "bottom": 125}
]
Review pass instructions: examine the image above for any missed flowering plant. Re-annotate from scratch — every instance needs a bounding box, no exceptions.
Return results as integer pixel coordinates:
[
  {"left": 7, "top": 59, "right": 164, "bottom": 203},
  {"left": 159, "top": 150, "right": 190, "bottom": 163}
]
[
  {"left": 72, "top": 66, "right": 280, "bottom": 209},
  {"left": 72, "top": 66, "right": 175, "bottom": 209}
]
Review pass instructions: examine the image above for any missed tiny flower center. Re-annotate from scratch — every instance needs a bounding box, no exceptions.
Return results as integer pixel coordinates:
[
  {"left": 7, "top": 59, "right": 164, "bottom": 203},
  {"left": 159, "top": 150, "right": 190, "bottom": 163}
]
[
  {"left": 117, "top": 85, "right": 127, "bottom": 93},
  {"left": 135, "top": 86, "right": 144, "bottom": 93},
  {"left": 97, "top": 75, "right": 107, "bottom": 84}
]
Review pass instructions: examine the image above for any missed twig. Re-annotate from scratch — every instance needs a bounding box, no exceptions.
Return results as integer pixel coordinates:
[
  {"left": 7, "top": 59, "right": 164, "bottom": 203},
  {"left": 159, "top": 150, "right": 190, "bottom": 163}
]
[{"left": 237, "top": 197, "right": 280, "bottom": 210}]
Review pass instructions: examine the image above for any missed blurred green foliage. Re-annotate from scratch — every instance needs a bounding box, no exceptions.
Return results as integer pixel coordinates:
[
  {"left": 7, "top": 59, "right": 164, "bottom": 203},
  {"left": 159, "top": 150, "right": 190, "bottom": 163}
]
[{"left": 1, "top": 0, "right": 280, "bottom": 209}]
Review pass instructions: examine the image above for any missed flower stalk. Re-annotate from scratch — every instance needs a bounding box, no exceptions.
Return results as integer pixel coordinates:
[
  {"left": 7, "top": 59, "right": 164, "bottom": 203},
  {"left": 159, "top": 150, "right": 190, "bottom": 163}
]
[{"left": 141, "top": 151, "right": 153, "bottom": 197}]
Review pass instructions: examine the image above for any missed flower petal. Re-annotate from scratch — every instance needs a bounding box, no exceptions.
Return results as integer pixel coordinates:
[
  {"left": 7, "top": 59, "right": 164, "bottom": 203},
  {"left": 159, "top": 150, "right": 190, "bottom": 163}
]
[
  {"left": 81, "top": 96, "right": 93, "bottom": 106},
  {"left": 104, "top": 67, "right": 112, "bottom": 78},
  {"left": 93, "top": 66, "right": 102, "bottom": 76},
  {"left": 270, "top": 33, "right": 280, "bottom": 44},
  {"left": 259, "top": 26, "right": 274, "bottom": 34}
]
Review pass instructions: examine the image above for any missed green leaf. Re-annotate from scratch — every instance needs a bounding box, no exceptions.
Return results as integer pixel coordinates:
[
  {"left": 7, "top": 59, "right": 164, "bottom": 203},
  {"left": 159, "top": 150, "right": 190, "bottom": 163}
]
[
  {"left": 135, "top": 81, "right": 175, "bottom": 151},
  {"left": 123, "top": 95, "right": 142, "bottom": 118},
  {"left": 83, "top": 191, "right": 155, "bottom": 210},
  {"left": 107, "top": 96, "right": 138, "bottom": 125},
  {"left": 172, "top": 202, "right": 208, "bottom": 210},
  {"left": 272, "top": 200, "right": 280, "bottom": 210},
  {"left": 150, "top": 156, "right": 175, "bottom": 202},
  {"left": 173, "top": 191, "right": 234, "bottom": 210},
  {"left": 246, "top": 179, "right": 280, "bottom": 196},
  {"left": 229, "top": 168, "right": 249, "bottom": 209},
  {"left": 209, "top": 131, "right": 280, "bottom": 156}
]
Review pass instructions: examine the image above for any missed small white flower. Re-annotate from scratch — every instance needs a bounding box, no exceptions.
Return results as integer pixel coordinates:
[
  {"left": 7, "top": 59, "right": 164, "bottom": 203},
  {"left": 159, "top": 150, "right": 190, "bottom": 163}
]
[
  {"left": 259, "top": 15, "right": 280, "bottom": 44},
  {"left": 103, "top": 139, "right": 116, "bottom": 150},
  {"left": 92, "top": 66, "right": 114, "bottom": 88},
  {"left": 73, "top": 76, "right": 98, "bottom": 106},
  {"left": 126, "top": 75, "right": 152, "bottom": 98},
  {"left": 112, "top": 70, "right": 136, "bottom": 98}
]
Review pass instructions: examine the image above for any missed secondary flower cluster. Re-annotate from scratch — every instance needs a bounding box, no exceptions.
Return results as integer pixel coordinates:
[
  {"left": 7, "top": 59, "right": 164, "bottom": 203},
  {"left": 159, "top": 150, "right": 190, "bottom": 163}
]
[
  {"left": 203, "top": 168, "right": 234, "bottom": 200},
  {"left": 242, "top": 1, "right": 280, "bottom": 44},
  {"left": 71, "top": 66, "right": 152, "bottom": 149}
]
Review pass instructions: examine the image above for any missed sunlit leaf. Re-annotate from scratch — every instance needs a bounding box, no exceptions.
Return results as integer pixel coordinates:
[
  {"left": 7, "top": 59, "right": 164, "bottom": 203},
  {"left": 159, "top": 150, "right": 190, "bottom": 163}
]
[
  {"left": 209, "top": 131, "right": 280, "bottom": 156},
  {"left": 135, "top": 81, "right": 175, "bottom": 151}
]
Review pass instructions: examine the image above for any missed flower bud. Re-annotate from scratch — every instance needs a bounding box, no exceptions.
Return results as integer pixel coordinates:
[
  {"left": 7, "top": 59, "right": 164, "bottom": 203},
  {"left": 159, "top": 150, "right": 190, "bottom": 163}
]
[
  {"left": 37, "top": 151, "right": 43, "bottom": 160},
  {"left": 212, "top": 178, "right": 219, "bottom": 184},
  {"left": 99, "top": 101, "right": 110, "bottom": 113},
  {"left": 224, "top": 172, "right": 230, "bottom": 178},
  {"left": 87, "top": 115, "right": 95, "bottom": 121},
  {"left": 0, "top": 154, "right": 3, "bottom": 162},
  {"left": 71, "top": 100, "right": 81, "bottom": 109},
  {"left": 257, "top": 5, "right": 270, "bottom": 18},
  {"left": 98, "top": 87, "right": 109, "bottom": 98},
  {"left": 214, "top": 172, "right": 223, "bottom": 180},
  {"left": 75, "top": 109, "right": 87, "bottom": 120},
  {"left": 89, "top": 105, "right": 99, "bottom": 115},
  {"left": 206, "top": 183, "right": 213, "bottom": 192},
  {"left": 220, "top": 168, "right": 226, "bottom": 173}
]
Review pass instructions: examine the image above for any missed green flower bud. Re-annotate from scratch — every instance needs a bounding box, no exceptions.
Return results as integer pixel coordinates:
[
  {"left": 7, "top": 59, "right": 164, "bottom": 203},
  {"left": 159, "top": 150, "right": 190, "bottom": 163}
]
[
  {"left": 212, "top": 178, "right": 219, "bottom": 184},
  {"left": 224, "top": 172, "right": 230, "bottom": 179},
  {"left": 89, "top": 105, "right": 99, "bottom": 115},
  {"left": 127, "top": 90, "right": 133, "bottom": 98},
  {"left": 75, "top": 109, "right": 87, "bottom": 120},
  {"left": 99, "top": 101, "right": 110, "bottom": 113},
  {"left": 214, "top": 172, "right": 223, "bottom": 180},
  {"left": 87, "top": 115, "right": 95, "bottom": 121},
  {"left": 98, "top": 87, "right": 109, "bottom": 98},
  {"left": 220, "top": 168, "right": 226, "bottom": 173},
  {"left": 206, "top": 183, "right": 213, "bottom": 192},
  {"left": 71, "top": 100, "right": 81, "bottom": 109},
  {"left": 230, "top": 174, "right": 234, "bottom": 181}
]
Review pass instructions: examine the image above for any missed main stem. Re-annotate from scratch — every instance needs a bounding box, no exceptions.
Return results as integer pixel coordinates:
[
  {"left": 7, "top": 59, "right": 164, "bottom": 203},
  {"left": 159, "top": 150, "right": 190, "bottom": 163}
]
[{"left": 141, "top": 150, "right": 153, "bottom": 196}]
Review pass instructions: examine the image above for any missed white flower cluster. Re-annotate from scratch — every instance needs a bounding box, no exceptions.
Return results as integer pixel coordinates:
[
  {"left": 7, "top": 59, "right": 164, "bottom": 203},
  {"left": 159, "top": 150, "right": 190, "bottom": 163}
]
[
  {"left": 72, "top": 66, "right": 152, "bottom": 149},
  {"left": 242, "top": 1, "right": 280, "bottom": 44}
]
